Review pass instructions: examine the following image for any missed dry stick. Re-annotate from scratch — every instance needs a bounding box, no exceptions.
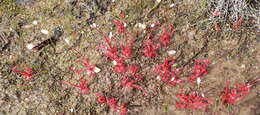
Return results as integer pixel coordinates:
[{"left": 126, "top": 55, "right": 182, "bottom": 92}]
[{"left": 181, "top": 31, "right": 210, "bottom": 67}]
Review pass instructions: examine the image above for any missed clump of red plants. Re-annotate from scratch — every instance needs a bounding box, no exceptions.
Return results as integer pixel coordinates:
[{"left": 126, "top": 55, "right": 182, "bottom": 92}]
[
  {"left": 95, "top": 93, "right": 127, "bottom": 115},
  {"left": 220, "top": 78, "right": 260, "bottom": 105},
  {"left": 12, "top": 15, "right": 260, "bottom": 115},
  {"left": 175, "top": 89, "right": 213, "bottom": 110},
  {"left": 154, "top": 57, "right": 185, "bottom": 86},
  {"left": 62, "top": 77, "right": 90, "bottom": 94}
]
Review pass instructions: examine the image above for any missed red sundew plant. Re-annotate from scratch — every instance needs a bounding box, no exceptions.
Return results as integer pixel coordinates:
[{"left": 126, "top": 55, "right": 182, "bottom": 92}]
[
  {"left": 12, "top": 65, "right": 34, "bottom": 81},
  {"left": 175, "top": 90, "right": 213, "bottom": 110},
  {"left": 95, "top": 93, "right": 107, "bottom": 104},
  {"left": 113, "top": 61, "right": 127, "bottom": 74},
  {"left": 113, "top": 19, "right": 126, "bottom": 33},
  {"left": 158, "top": 25, "right": 175, "bottom": 46},
  {"left": 154, "top": 58, "right": 185, "bottom": 86},
  {"left": 119, "top": 103, "right": 127, "bottom": 115},
  {"left": 103, "top": 36, "right": 120, "bottom": 60},
  {"left": 75, "top": 57, "right": 97, "bottom": 76},
  {"left": 127, "top": 65, "right": 143, "bottom": 80},
  {"left": 95, "top": 94, "right": 127, "bottom": 115},
  {"left": 220, "top": 81, "right": 252, "bottom": 105},
  {"left": 62, "top": 77, "right": 89, "bottom": 94},
  {"left": 120, "top": 37, "right": 135, "bottom": 59},
  {"left": 232, "top": 18, "right": 243, "bottom": 29},
  {"left": 121, "top": 77, "right": 147, "bottom": 94},
  {"left": 143, "top": 39, "right": 160, "bottom": 58},
  {"left": 107, "top": 97, "right": 119, "bottom": 111},
  {"left": 189, "top": 59, "right": 210, "bottom": 82}
]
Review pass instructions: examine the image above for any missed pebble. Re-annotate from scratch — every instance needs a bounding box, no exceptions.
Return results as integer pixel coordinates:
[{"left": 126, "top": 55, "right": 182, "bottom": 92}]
[
  {"left": 26, "top": 43, "right": 35, "bottom": 50},
  {"left": 64, "top": 38, "right": 70, "bottom": 45},
  {"left": 169, "top": 4, "right": 175, "bottom": 8},
  {"left": 41, "top": 29, "right": 49, "bottom": 35},
  {"left": 196, "top": 77, "right": 201, "bottom": 86},
  {"left": 167, "top": 50, "right": 177, "bottom": 55},
  {"left": 137, "top": 23, "right": 146, "bottom": 29},
  {"left": 32, "top": 20, "right": 38, "bottom": 25},
  {"left": 94, "top": 67, "right": 101, "bottom": 73}
]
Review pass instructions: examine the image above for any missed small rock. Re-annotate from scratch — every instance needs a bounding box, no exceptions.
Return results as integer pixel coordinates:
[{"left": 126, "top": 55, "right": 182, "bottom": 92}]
[
  {"left": 169, "top": 4, "right": 175, "bottom": 8},
  {"left": 32, "top": 20, "right": 38, "bottom": 25},
  {"left": 26, "top": 43, "right": 35, "bottom": 50},
  {"left": 168, "top": 50, "right": 176, "bottom": 55},
  {"left": 196, "top": 77, "right": 201, "bottom": 86},
  {"left": 137, "top": 23, "right": 146, "bottom": 29},
  {"left": 41, "top": 29, "right": 49, "bottom": 35},
  {"left": 64, "top": 38, "right": 70, "bottom": 45},
  {"left": 150, "top": 24, "right": 155, "bottom": 28},
  {"left": 94, "top": 67, "right": 101, "bottom": 73},
  {"left": 90, "top": 23, "right": 97, "bottom": 28},
  {"left": 112, "top": 60, "right": 117, "bottom": 65}
]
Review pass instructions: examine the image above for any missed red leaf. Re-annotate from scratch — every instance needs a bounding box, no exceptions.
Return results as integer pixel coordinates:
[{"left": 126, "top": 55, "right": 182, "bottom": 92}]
[
  {"left": 143, "top": 39, "right": 160, "bottom": 58},
  {"left": 62, "top": 77, "right": 89, "bottom": 94},
  {"left": 107, "top": 97, "right": 119, "bottom": 111},
  {"left": 12, "top": 65, "right": 34, "bottom": 81},
  {"left": 220, "top": 81, "right": 251, "bottom": 105},
  {"left": 121, "top": 77, "right": 147, "bottom": 94},
  {"left": 95, "top": 93, "right": 107, "bottom": 104},
  {"left": 113, "top": 19, "right": 126, "bottom": 33},
  {"left": 175, "top": 90, "right": 213, "bottom": 110}
]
